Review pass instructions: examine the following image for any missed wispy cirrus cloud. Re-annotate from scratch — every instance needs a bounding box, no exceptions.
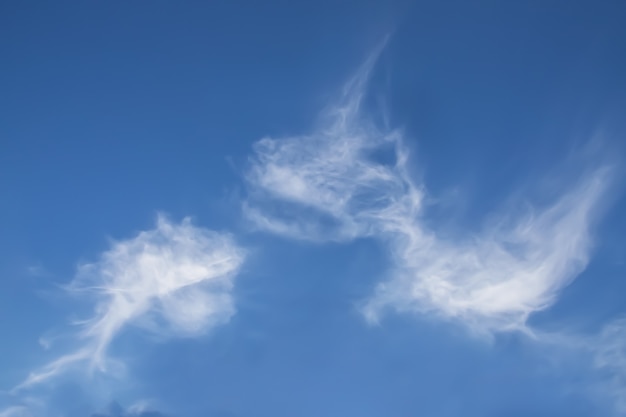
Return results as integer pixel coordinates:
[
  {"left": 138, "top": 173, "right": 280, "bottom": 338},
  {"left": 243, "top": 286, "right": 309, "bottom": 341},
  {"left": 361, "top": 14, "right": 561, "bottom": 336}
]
[
  {"left": 537, "top": 317, "right": 626, "bottom": 415},
  {"left": 592, "top": 317, "right": 626, "bottom": 413},
  {"left": 91, "top": 401, "right": 168, "bottom": 417},
  {"left": 0, "top": 406, "right": 30, "bottom": 417},
  {"left": 13, "top": 214, "right": 245, "bottom": 391},
  {"left": 244, "top": 47, "right": 613, "bottom": 336}
]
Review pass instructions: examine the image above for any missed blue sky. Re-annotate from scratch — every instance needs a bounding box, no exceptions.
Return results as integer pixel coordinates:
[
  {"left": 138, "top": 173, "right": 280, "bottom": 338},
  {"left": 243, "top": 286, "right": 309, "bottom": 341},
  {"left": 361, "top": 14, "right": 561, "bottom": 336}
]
[{"left": 1, "top": 1, "right": 626, "bottom": 416}]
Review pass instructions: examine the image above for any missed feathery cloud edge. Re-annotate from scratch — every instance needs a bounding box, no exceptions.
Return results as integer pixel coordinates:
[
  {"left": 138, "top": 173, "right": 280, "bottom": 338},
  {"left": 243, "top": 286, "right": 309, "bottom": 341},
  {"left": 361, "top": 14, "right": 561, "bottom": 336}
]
[
  {"left": 244, "top": 44, "right": 614, "bottom": 337},
  {"left": 14, "top": 215, "right": 246, "bottom": 391}
]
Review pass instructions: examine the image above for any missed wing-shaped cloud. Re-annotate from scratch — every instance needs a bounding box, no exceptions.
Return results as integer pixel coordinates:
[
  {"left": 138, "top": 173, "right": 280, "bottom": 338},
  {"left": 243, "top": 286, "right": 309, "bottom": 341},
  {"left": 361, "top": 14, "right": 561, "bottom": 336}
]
[
  {"left": 15, "top": 215, "right": 245, "bottom": 390},
  {"left": 244, "top": 50, "right": 612, "bottom": 335}
]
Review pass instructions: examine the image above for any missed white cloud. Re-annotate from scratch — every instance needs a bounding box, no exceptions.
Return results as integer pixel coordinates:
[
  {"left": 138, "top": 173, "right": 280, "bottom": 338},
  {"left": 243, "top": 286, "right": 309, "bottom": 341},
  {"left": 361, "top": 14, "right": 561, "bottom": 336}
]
[
  {"left": 14, "top": 215, "right": 245, "bottom": 390},
  {"left": 244, "top": 49, "right": 612, "bottom": 335}
]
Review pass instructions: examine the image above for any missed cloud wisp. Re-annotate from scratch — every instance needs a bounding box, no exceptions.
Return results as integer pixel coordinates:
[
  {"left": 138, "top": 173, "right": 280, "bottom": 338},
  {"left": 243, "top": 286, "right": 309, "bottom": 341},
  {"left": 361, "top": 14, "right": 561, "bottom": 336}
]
[
  {"left": 592, "top": 317, "right": 626, "bottom": 413},
  {"left": 0, "top": 407, "right": 30, "bottom": 417},
  {"left": 14, "top": 215, "right": 245, "bottom": 391},
  {"left": 91, "top": 400, "right": 168, "bottom": 417},
  {"left": 244, "top": 50, "right": 613, "bottom": 336}
]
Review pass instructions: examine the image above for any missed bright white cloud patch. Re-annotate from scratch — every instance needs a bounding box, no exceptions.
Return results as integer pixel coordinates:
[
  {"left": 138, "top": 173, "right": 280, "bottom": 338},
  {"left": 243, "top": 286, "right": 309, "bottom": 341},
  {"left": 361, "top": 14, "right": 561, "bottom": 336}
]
[
  {"left": 15, "top": 215, "right": 245, "bottom": 390},
  {"left": 245, "top": 51, "right": 612, "bottom": 335}
]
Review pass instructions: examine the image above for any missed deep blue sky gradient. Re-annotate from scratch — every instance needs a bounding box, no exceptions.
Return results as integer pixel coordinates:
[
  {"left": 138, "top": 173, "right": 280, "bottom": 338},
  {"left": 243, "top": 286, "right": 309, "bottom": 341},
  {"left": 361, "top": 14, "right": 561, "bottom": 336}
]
[{"left": 1, "top": 1, "right": 626, "bottom": 416}]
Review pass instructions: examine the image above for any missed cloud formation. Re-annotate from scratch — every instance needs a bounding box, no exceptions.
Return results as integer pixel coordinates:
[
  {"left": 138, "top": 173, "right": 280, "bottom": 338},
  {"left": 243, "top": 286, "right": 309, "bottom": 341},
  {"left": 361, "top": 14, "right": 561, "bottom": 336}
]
[
  {"left": 244, "top": 50, "right": 612, "bottom": 335},
  {"left": 15, "top": 215, "right": 245, "bottom": 390}
]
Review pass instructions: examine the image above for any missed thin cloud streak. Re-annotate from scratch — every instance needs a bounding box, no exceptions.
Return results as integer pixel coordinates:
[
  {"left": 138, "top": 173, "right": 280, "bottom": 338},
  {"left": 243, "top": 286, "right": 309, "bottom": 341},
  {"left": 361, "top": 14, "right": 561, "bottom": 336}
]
[
  {"left": 593, "top": 317, "right": 626, "bottom": 413},
  {"left": 536, "top": 317, "right": 626, "bottom": 415},
  {"left": 244, "top": 50, "right": 613, "bottom": 335},
  {"left": 14, "top": 215, "right": 245, "bottom": 391},
  {"left": 0, "top": 407, "right": 30, "bottom": 417}
]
